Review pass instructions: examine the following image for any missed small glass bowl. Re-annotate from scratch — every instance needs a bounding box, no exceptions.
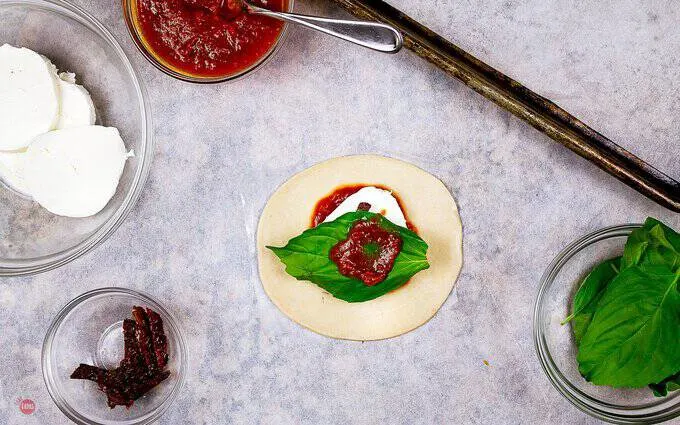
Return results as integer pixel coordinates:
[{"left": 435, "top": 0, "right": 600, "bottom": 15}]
[
  {"left": 121, "top": 0, "right": 295, "bottom": 83},
  {"left": 0, "top": 0, "right": 153, "bottom": 276},
  {"left": 42, "top": 288, "right": 187, "bottom": 425},
  {"left": 534, "top": 224, "right": 680, "bottom": 424}
]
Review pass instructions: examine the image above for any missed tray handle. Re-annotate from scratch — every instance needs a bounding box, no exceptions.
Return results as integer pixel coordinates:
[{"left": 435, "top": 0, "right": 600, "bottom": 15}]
[{"left": 331, "top": 0, "right": 680, "bottom": 212}]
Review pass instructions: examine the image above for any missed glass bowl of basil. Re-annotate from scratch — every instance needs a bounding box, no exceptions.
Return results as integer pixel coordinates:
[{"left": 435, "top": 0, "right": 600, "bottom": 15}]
[{"left": 534, "top": 219, "right": 680, "bottom": 423}]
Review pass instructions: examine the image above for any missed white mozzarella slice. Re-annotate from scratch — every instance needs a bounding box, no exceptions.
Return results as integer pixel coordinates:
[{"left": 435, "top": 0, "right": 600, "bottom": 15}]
[
  {"left": 0, "top": 44, "right": 60, "bottom": 150},
  {"left": 323, "top": 186, "right": 407, "bottom": 227},
  {"left": 23, "top": 126, "right": 129, "bottom": 217},
  {"left": 0, "top": 150, "right": 31, "bottom": 195},
  {"left": 55, "top": 72, "right": 96, "bottom": 129},
  {"left": 59, "top": 72, "right": 76, "bottom": 84}
]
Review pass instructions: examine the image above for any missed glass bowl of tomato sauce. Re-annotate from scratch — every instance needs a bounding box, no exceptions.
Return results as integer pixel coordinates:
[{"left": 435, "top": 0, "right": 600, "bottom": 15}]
[{"left": 123, "top": 0, "right": 294, "bottom": 83}]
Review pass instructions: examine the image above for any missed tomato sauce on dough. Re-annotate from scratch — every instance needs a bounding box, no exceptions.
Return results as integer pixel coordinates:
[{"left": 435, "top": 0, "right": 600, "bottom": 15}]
[
  {"left": 135, "top": 0, "right": 287, "bottom": 78},
  {"left": 330, "top": 217, "right": 403, "bottom": 286}
]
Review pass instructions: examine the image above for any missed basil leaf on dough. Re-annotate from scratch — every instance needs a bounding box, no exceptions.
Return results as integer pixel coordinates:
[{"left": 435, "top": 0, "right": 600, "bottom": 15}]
[
  {"left": 650, "top": 372, "right": 680, "bottom": 397},
  {"left": 562, "top": 257, "right": 620, "bottom": 345},
  {"left": 267, "top": 211, "right": 429, "bottom": 303},
  {"left": 577, "top": 265, "right": 680, "bottom": 388}
]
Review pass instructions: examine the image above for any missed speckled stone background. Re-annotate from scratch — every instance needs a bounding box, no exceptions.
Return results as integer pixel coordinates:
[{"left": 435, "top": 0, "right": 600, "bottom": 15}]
[{"left": 1, "top": 0, "right": 679, "bottom": 423}]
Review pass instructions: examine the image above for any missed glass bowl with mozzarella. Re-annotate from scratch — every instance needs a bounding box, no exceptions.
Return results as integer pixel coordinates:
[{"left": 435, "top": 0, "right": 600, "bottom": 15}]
[{"left": 0, "top": 0, "right": 152, "bottom": 276}]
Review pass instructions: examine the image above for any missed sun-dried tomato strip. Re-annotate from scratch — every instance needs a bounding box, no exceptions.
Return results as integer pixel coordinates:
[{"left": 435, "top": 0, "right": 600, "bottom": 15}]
[
  {"left": 132, "top": 306, "right": 157, "bottom": 371},
  {"left": 71, "top": 363, "right": 106, "bottom": 382},
  {"left": 128, "top": 370, "right": 171, "bottom": 400},
  {"left": 100, "top": 366, "right": 169, "bottom": 408},
  {"left": 105, "top": 391, "right": 134, "bottom": 409},
  {"left": 146, "top": 308, "right": 169, "bottom": 369},
  {"left": 357, "top": 202, "right": 371, "bottom": 211},
  {"left": 71, "top": 307, "right": 171, "bottom": 409},
  {"left": 71, "top": 365, "right": 132, "bottom": 408},
  {"left": 122, "top": 319, "right": 142, "bottom": 367}
]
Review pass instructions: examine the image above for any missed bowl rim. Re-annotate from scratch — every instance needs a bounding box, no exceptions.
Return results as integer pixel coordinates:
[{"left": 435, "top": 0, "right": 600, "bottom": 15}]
[
  {"left": 0, "top": 0, "right": 154, "bottom": 276},
  {"left": 41, "top": 287, "right": 188, "bottom": 425},
  {"left": 121, "top": 0, "right": 295, "bottom": 83},
  {"left": 533, "top": 223, "right": 680, "bottom": 424}
]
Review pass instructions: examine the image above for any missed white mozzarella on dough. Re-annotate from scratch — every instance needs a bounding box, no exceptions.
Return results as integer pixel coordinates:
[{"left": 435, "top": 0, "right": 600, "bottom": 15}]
[
  {"left": 0, "top": 44, "right": 60, "bottom": 150},
  {"left": 55, "top": 72, "right": 96, "bottom": 129},
  {"left": 23, "top": 126, "right": 129, "bottom": 217},
  {"left": 0, "top": 150, "right": 31, "bottom": 195},
  {"left": 323, "top": 186, "right": 407, "bottom": 227}
]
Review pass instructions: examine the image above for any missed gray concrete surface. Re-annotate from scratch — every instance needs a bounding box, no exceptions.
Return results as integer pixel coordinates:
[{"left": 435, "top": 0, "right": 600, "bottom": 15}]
[{"left": 1, "top": 0, "right": 679, "bottom": 423}]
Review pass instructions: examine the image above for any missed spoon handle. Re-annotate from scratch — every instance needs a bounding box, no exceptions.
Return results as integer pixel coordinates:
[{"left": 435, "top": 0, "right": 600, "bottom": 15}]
[{"left": 245, "top": 4, "right": 403, "bottom": 53}]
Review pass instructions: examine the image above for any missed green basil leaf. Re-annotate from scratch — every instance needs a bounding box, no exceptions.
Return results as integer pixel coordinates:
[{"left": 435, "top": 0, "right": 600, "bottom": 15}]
[
  {"left": 267, "top": 211, "right": 429, "bottom": 303},
  {"left": 622, "top": 218, "right": 680, "bottom": 271},
  {"left": 644, "top": 217, "right": 680, "bottom": 251},
  {"left": 562, "top": 257, "right": 620, "bottom": 345},
  {"left": 621, "top": 227, "right": 649, "bottom": 269},
  {"left": 571, "top": 314, "right": 594, "bottom": 349},
  {"left": 642, "top": 220, "right": 679, "bottom": 271},
  {"left": 577, "top": 265, "right": 680, "bottom": 388},
  {"left": 650, "top": 372, "right": 680, "bottom": 397}
]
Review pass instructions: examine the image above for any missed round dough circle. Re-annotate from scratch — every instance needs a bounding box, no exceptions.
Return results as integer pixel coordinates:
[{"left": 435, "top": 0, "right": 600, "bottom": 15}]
[{"left": 257, "top": 155, "right": 463, "bottom": 340}]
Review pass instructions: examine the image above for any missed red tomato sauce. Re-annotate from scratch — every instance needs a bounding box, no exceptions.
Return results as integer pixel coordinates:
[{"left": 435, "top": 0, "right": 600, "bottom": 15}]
[
  {"left": 330, "top": 217, "right": 402, "bottom": 286},
  {"left": 134, "top": 0, "right": 287, "bottom": 78},
  {"left": 311, "top": 184, "right": 416, "bottom": 232}
]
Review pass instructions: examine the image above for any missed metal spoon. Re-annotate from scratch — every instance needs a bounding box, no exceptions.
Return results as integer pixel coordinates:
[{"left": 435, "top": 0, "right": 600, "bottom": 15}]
[{"left": 241, "top": 1, "right": 403, "bottom": 54}]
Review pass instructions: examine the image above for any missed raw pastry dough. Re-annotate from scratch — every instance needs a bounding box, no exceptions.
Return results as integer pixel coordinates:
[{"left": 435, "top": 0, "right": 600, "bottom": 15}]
[{"left": 257, "top": 155, "right": 463, "bottom": 340}]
